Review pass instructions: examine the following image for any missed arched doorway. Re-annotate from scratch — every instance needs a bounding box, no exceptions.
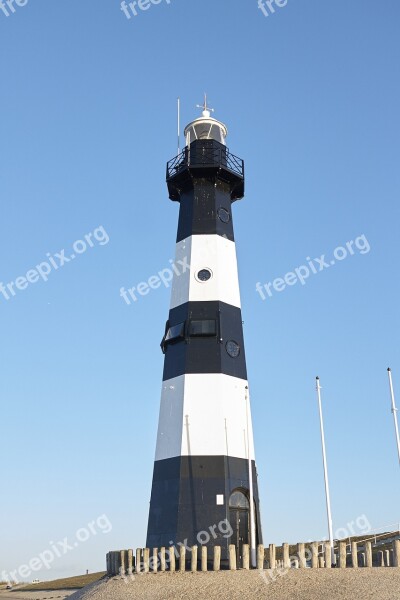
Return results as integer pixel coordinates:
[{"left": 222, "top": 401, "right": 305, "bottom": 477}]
[{"left": 229, "top": 489, "right": 250, "bottom": 565}]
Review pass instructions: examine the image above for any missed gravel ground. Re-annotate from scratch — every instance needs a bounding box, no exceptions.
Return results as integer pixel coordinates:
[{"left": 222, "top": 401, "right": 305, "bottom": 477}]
[{"left": 69, "top": 569, "right": 400, "bottom": 600}]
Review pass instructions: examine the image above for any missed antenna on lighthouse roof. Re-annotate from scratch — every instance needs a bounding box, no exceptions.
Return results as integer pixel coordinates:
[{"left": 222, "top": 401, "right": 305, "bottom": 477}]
[{"left": 196, "top": 93, "right": 214, "bottom": 118}]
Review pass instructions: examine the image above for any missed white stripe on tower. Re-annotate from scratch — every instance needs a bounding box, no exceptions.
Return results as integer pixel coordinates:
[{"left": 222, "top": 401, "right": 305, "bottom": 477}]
[
  {"left": 155, "top": 373, "right": 256, "bottom": 461},
  {"left": 170, "top": 234, "right": 241, "bottom": 309}
]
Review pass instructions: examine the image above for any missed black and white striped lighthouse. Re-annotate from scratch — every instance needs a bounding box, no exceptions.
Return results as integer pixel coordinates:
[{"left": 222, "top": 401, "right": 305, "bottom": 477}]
[{"left": 146, "top": 100, "right": 262, "bottom": 565}]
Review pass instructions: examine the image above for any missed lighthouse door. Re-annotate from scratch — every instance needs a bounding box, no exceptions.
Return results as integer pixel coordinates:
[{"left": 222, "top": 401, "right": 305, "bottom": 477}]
[{"left": 229, "top": 490, "right": 250, "bottom": 565}]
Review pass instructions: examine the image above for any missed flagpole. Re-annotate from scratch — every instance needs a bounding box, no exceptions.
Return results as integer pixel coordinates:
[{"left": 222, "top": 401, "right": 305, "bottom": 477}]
[
  {"left": 316, "top": 376, "right": 335, "bottom": 565},
  {"left": 177, "top": 97, "right": 181, "bottom": 155},
  {"left": 245, "top": 385, "right": 256, "bottom": 567},
  {"left": 387, "top": 368, "right": 400, "bottom": 466}
]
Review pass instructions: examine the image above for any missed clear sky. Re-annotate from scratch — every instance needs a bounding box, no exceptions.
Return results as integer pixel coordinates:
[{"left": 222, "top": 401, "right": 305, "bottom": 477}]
[{"left": 1, "top": 0, "right": 399, "bottom": 583}]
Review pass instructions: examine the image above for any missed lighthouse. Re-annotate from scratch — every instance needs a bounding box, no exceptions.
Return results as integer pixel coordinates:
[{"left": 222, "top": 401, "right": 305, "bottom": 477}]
[{"left": 146, "top": 99, "right": 263, "bottom": 565}]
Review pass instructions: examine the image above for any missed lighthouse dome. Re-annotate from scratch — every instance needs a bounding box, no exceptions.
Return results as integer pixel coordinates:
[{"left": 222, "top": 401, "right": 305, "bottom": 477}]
[{"left": 184, "top": 103, "right": 228, "bottom": 147}]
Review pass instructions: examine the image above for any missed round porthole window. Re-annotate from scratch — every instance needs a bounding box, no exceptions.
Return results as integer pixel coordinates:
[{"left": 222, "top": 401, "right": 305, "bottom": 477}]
[
  {"left": 196, "top": 268, "right": 212, "bottom": 282},
  {"left": 226, "top": 340, "right": 240, "bottom": 358},
  {"left": 218, "top": 207, "right": 231, "bottom": 224}
]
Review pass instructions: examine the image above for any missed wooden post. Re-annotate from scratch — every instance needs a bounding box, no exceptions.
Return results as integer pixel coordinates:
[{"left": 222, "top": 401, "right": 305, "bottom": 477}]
[
  {"left": 351, "top": 542, "right": 358, "bottom": 568},
  {"left": 393, "top": 540, "right": 400, "bottom": 567},
  {"left": 339, "top": 542, "right": 347, "bottom": 569},
  {"left": 191, "top": 546, "right": 198, "bottom": 572},
  {"left": 324, "top": 542, "right": 331, "bottom": 568},
  {"left": 311, "top": 543, "right": 318, "bottom": 569},
  {"left": 213, "top": 546, "right": 221, "bottom": 571},
  {"left": 385, "top": 550, "right": 391, "bottom": 567},
  {"left": 283, "top": 543, "right": 290, "bottom": 569},
  {"left": 378, "top": 551, "right": 384, "bottom": 567},
  {"left": 136, "top": 549, "right": 141, "bottom": 573},
  {"left": 121, "top": 550, "right": 127, "bottom": 576},
  {"left": 112, "top": 552, "right": 118, "bottom": 575},
  {"left": 201, "top": 546, "right": 207, "bottom": 572},
  {"left": 169, "top": 546, "right": 176, "bottom": 572},
  {"left": 257, "top": 545, "right": 264, "bottom": 570},
  {"left": 179, "top": 546, "right": 186, "bottom": 573},
  {"left": 143, "top": 548, "right": 150, "bottom": 573},
  {"left": 297, "top": 543, "right": 306, "bottom": 569},
  {"left": 365, "top": 542, "right": 372, "bottom": 568},
  {"left": 160, "top": 547, "right": 166, "bottom": 572},
  {"left": 127, "top": 549, "right": 133, "bottom": 576},
  {"left": 242, "top": 544, "right": 250, "bottom": 570},
  {"left": 229, "top": 545, "right": 237, "bottom": 570},
  {"left": 152, "top": 548, "right": 158, "bottom": 573},
  {"left": 115, "top": 551, "right": 122, "bottom": 576},
  {"left": 319, "top": 556, "right": 325, "bottom": 568},
  {"left": 269, "top": 544, "right": 276, "bottom": 569}
]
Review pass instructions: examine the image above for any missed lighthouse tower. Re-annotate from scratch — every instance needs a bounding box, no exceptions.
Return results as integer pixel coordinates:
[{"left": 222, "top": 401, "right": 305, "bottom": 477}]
[{"left": 146, "top": 100, "right": 262, "bottom": 564}]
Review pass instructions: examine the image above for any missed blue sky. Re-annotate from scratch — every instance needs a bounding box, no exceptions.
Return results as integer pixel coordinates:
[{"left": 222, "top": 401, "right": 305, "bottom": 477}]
[{"left": 1, "top": 0, "right": 399, "bottom": 582}]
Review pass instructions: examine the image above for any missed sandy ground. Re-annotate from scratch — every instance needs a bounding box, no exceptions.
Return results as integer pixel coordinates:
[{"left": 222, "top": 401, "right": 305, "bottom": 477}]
[{"left": 68, "top": 569, "right": 400, "bottom": 600}]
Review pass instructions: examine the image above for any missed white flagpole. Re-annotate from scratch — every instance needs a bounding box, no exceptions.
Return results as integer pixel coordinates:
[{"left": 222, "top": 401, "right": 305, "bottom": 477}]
[
  {"left": 316, "top": 376, "right": 334, "bottom": 565},
  {"left": 177, "top": 97, "right": 181, "bottom": 155},
  {"left": 245, "top": 385, "right": 256, "bottom": 567},
  {"left": 387, "top": 368, "right": 400, "bottom": 467}
]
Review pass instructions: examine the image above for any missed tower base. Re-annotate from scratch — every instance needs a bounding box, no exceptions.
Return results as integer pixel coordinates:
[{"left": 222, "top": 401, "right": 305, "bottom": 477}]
[{"left": 146, "top": 455, "right": 262, "bottom": 564}]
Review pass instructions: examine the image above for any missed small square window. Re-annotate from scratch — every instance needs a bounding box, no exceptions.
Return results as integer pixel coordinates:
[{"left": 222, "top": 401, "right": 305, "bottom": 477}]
[
  {"left": 189, "top": 319, "right": 217, "bottom": 337},
  {"left": 165, "top": 322, "right": 185, "bottom": 342},
  {"left": 216, "top": 494, "right": 224, "bottom": 506},
  {"left": 161, "top": 321, "right": 185, "bottom": 353}
]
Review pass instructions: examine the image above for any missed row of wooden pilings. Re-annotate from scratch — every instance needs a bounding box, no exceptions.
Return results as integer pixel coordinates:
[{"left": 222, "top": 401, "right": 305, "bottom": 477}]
[
  {"left": 270, "top": 540, "right": 400, "bottom": 569},
  {"left": 107, "top": 539, "right": 400, "bottom": 575},
  {"left": 107, "top": 545, "right": 264, "bottom": 575}
]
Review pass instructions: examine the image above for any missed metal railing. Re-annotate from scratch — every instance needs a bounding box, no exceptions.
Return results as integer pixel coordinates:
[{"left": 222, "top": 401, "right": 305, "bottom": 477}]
[{"left": 167, "top": 145, "right": 244, "bottom": 180}]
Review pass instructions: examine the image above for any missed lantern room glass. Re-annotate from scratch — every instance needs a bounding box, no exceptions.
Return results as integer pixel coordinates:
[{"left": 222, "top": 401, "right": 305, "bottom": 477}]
[{"left": 185, "top": 118, "right": 227, "bottom": 147}]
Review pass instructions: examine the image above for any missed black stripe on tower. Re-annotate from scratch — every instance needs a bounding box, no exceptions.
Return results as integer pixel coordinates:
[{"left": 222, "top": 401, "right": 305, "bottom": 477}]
[
  {"left": 176, "top": 180, "right": 235, "bottom": 243},
  {"left": 146, "top": 455, "right": 263, "bottom": 561},
  {"left": 161, "top": 301, "right": 247, "bottom": 382}
]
